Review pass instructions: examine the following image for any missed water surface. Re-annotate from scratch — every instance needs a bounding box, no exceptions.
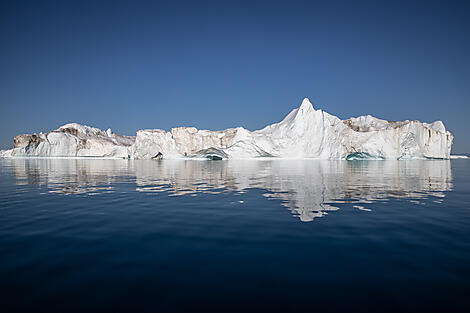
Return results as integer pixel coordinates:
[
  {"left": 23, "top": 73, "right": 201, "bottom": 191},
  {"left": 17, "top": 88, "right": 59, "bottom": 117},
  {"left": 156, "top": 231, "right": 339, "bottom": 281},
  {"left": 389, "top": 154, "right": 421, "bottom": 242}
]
[{"left": 0, "top": 159, "right": 469, "bottom": 312}]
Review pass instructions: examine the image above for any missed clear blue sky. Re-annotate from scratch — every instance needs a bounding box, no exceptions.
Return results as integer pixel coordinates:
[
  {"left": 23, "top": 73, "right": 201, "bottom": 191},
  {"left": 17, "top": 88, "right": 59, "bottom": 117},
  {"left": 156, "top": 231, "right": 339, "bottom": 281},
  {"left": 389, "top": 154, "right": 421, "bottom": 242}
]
[{"left": 1, "top": 0, "right": 469, "bottom": 153}]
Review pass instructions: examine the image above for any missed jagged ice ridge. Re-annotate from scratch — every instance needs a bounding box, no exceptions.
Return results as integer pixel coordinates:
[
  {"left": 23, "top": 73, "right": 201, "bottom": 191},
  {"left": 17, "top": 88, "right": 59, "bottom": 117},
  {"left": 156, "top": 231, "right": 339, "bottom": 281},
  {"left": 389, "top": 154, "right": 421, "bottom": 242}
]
[{"left": 0, "top": 98, "right": 454, "bottom": 160}]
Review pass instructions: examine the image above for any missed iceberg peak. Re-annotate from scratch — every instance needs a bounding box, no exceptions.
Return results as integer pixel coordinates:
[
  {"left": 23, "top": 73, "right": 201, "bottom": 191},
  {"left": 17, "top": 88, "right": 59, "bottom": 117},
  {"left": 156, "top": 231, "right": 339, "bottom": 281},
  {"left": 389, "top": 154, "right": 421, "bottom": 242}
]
[{"left": 300, "top": 97, "right": 314, "bottom": 111}]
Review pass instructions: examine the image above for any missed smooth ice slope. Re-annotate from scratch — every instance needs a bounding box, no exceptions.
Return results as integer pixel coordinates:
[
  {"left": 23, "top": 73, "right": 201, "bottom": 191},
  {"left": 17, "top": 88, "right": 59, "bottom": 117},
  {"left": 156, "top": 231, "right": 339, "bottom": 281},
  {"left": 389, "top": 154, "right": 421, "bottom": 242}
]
[{"left": 0, "top": 98, "right": 454, "bottom": 159}]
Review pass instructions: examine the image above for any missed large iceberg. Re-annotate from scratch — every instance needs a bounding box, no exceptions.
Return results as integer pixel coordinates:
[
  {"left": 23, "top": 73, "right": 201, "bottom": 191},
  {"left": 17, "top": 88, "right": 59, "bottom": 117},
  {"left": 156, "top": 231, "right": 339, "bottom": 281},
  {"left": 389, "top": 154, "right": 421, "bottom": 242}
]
[{"left": 0, "top": 98, "right": 454, "bottom": 159}]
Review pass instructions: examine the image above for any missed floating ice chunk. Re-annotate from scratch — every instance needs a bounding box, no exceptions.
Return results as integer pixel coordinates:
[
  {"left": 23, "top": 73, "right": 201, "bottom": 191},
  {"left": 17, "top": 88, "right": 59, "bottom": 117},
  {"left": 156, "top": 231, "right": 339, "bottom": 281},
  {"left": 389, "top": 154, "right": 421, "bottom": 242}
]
[{"left": 0, "top": 98, "right": 454, "bottom": 159}]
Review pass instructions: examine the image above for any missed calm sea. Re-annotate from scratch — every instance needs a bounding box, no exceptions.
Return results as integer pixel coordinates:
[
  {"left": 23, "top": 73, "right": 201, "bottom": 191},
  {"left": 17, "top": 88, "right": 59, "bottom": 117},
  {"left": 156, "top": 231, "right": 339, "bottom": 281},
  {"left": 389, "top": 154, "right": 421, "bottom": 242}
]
[{"left": 0, "top": 159, "right": 469, "bottom": 312}]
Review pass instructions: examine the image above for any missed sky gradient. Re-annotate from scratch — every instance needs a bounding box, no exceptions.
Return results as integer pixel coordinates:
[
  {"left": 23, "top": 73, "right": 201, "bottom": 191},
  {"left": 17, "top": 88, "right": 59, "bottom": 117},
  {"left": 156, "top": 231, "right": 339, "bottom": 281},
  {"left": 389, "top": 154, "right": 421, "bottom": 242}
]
[{"left": 1, "top": 0, "right": 469, "bottom": 153}]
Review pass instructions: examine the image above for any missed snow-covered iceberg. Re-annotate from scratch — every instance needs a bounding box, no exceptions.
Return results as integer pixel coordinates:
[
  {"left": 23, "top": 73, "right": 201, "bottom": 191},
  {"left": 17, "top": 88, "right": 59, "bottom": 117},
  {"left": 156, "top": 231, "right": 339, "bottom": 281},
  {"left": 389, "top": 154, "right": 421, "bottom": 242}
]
[
  {"left": 0, "top": 98, "right": 454, "bottom": 159},
  {"left": 2, "top": 123, "right": 135, "bottom": 158}
]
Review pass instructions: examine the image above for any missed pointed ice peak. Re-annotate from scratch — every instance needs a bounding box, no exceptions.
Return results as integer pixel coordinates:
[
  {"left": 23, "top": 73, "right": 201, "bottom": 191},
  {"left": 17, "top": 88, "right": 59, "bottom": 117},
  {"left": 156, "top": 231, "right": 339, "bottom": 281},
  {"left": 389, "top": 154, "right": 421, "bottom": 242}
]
[
  {"left": 299, "top": 97, "right": 314, "bottom": 111},
  {"left": 294, "top": 97, "right": 316, "bottom": 119},
  {"left": 279, "top": 98, "right": 316, "bottom": 124},
  {"left": 301, "top": 97, "right": 312, "bottom": 106}
]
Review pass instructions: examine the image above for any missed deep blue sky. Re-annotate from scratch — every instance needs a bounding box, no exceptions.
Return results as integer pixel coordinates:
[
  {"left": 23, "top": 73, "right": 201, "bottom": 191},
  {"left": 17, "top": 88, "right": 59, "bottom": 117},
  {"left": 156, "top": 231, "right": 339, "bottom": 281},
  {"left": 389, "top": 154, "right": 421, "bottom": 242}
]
[{"left": 0, "top": 0, "right": 469, "bottom": 153}]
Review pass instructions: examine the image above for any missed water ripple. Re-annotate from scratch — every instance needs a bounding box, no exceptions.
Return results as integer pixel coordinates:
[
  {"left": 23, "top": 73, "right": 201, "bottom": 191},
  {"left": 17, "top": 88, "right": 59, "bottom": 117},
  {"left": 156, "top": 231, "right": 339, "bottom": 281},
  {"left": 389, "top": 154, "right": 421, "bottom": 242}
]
[{"left": 1, "top": 158, "right": 453, "bottom": 222}]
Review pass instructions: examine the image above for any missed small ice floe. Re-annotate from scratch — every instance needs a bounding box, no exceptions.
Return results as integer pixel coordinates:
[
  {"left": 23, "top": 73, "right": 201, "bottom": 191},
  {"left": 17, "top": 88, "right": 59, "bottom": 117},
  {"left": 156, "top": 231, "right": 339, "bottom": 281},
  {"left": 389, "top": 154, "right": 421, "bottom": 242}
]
[
  {"left": 353, "top": 205, "right": 371, "bottom": 212},
  {"left": 230, "top": 200, "right": 244, "bottom": 204}
]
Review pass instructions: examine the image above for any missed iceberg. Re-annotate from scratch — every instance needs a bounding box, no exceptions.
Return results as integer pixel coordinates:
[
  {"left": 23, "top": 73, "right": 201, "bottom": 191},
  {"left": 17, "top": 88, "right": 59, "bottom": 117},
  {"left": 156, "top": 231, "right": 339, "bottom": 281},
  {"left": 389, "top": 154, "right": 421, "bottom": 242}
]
[
  {"left": 0, "top": 98, "right": 454, "bottom": 159},
  {"left": 3, "top": 123, "right": 135, "bottom": 158}
]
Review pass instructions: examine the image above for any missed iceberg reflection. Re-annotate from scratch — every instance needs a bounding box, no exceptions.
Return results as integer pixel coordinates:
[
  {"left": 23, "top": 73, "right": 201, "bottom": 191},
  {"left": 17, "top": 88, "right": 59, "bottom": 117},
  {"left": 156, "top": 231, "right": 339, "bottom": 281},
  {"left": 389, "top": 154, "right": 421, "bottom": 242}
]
[{"left": 7, "top": 159, "right": 453, "bottom": 222}]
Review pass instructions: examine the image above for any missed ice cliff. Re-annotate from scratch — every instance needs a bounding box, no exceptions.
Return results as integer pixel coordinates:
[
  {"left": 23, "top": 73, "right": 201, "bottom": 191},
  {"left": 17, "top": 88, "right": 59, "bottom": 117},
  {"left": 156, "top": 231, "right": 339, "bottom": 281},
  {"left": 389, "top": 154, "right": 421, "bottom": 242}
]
[
  {"left": 0, "top": 98, "right": 454, "bottom": 159},
  {"left": 0, "top": 123, "right": 134, "bottom": 158}
]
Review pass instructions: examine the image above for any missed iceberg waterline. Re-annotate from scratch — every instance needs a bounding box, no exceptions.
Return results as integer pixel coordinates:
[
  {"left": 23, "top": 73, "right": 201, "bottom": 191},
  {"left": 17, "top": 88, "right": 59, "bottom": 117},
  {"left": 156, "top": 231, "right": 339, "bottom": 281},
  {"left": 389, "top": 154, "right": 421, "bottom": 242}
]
[{"left": 0, "top": 98, "right": 454, "bottom": 160}]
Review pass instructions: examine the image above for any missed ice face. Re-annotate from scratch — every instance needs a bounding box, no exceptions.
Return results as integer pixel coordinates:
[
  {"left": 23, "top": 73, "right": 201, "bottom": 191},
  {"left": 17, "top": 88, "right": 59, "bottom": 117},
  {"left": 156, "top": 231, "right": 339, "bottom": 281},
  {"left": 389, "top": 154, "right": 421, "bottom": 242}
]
[{"left": 0, "top": 98, "right": 454, "bottom": 159}]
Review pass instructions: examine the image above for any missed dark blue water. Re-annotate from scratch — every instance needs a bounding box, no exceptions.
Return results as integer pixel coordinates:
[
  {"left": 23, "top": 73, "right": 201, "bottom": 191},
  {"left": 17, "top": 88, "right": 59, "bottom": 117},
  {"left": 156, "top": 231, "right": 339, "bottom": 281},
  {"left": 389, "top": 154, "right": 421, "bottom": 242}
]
[{"left": 0, "top": 159, "right": 469, "bottom": 312}]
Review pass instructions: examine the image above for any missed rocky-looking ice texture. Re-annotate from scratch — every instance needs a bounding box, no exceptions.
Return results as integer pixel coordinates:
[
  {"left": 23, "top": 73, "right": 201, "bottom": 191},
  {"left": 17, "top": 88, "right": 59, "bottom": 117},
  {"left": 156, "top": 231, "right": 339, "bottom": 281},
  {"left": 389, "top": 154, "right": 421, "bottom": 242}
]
[
  {"left": 0, "top": 98, "right": 454, "bottom": 159},
  {"left": 2, "top": 123, "right": 135, "bottom": 158}
]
